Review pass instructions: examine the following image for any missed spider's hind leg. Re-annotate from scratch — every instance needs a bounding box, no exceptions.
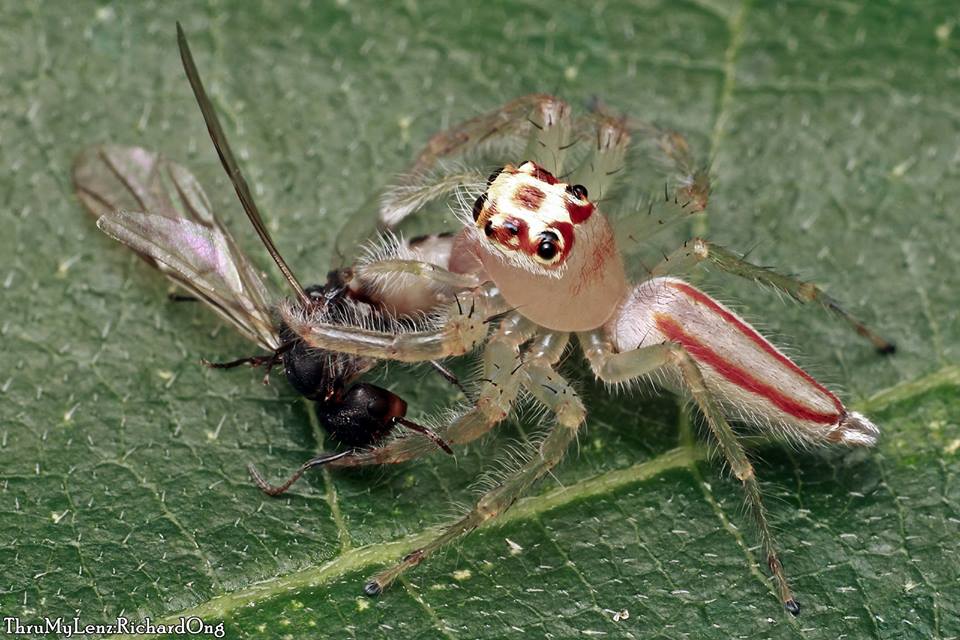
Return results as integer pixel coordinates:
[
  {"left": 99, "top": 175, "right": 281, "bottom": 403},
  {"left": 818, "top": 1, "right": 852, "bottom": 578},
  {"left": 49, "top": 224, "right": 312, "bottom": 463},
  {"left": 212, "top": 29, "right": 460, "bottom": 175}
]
[
  {"left": 652, "top": 238, "right": 896, "bottom": 354},
  {"left": 579, "top": 331, "right": 801, "bottom": 615}
]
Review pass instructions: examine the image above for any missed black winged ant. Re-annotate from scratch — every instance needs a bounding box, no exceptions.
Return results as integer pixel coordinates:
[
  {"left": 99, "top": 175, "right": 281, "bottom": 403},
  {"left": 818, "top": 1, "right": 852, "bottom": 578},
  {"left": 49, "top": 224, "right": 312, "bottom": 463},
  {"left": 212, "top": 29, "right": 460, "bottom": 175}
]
[{"left": 72, "top": 27, "right": 456, "bottom": 498}]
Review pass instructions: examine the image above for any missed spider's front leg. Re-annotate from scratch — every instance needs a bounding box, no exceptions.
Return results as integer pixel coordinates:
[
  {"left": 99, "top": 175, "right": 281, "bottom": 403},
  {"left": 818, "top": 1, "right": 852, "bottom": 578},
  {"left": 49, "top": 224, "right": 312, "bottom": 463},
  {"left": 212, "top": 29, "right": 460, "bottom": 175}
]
[
  {"left": 280, "top": 282, "right": 499, "bottom": 363},
  {"left": 651, "top": 238, "right": 896, "bottom": 353},
  {"left": 372, "top": 94, "right": 573, "bottom": 230},
  {"left": 365, "top": 330, "right": 584, "bottom": 595}
]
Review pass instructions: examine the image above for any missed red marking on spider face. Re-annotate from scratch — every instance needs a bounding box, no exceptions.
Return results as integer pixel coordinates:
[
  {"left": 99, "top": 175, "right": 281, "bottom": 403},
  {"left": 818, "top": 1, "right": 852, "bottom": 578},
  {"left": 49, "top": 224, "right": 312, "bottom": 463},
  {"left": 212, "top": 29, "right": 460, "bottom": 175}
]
[
  {"left": 667, "top": 281, "right": 843, "bottom": 413},
  {"left": 552, "top": 221, "right": 574, "bottom": 258},
  {"left": 565, "top": 200, "right": 594, "bottom": 224},
  {"left": 514, "top": 184, "right": 546, "bottom": 210},
  {"left": 520, "top": 161, "right": 558, "bottom": 185},
  {"left": 655, "top": 313, "right": 842, "bottom": 424},
  {"left": 493, "top": 217, "right": 528, "bottom": 247}
]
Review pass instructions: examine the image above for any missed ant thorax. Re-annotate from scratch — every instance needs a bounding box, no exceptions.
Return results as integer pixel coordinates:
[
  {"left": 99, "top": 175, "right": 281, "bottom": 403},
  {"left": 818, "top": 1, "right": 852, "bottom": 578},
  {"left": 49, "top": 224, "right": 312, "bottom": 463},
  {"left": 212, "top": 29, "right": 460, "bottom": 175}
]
[{"left": 468, "top": 161, "right": 628, "bottom": 331}]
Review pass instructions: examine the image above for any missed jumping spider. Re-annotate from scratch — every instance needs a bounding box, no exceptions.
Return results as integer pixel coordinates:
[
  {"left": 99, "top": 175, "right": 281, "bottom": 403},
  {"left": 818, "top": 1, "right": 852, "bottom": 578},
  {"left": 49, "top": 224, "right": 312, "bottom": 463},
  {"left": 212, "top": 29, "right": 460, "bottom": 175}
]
[{"left": 284, "top": 90, "right": 894, "bottom": 611}]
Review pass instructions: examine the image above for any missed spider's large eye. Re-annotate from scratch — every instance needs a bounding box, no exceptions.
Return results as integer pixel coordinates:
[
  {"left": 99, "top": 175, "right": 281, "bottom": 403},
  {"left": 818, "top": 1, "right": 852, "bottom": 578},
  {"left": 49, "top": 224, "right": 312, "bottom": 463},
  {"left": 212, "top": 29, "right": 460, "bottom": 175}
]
[
  {"left": 535, "top": 230, "right": 561, "bottom": 263},
  {"left": 566, "top": 184, "right": 588, "bottom": 200},
  {"left": 472, "top": 193, "right": 487, "bottom": 221}
]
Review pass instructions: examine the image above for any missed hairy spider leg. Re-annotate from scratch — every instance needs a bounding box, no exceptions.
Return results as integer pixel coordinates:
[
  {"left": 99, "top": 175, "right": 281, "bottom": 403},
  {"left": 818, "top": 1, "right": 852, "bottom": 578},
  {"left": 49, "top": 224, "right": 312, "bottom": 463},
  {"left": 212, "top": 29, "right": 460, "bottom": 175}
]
[
  {"left": 335, "top": 94, "right": 571, "bottom": 258},
  {"left": 365, "top": 330, "right": 585, "bottom": 595},
  {"left": 375, "top": 95, "right": 575, "bottom": 232},
  {"left": 579, "top": 331, "right": 800, "bottom": 614},
  {"left": 580, "top": 332, "right": 800, "bottom": 615},
  {"left": 520, "top": 96, "right": 574, "bottom": 176},
  {"left": 411, "top": 94, "right": 564, "bottom": 175},
  {"left": 651, "top": 238, "right": 896, "bottom": 354},
  {"left": 567, "top": 113, "right": 632, "bottom": 205},
  {"left": 323, "top": 312, "right": 537, "bottom": 469},
  {"left": 282, "top": 284, "right": 501, "bottom": 362},
  {"left": 357, "top": 259, "right": 484, "bottom": 290}
]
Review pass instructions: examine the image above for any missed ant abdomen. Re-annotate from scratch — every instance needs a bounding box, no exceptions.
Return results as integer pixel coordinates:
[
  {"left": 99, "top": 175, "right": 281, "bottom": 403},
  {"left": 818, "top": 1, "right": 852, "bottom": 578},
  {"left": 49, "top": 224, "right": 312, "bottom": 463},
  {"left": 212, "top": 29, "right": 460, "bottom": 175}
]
[{"left": 315, "top": 383, "right": 408, "bottom": 447}]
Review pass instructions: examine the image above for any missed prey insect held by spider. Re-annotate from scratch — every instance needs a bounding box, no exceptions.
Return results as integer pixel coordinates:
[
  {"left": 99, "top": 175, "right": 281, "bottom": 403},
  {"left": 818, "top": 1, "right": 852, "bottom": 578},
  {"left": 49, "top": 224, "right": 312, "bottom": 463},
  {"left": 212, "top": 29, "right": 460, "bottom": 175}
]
[
  {"left": 275, "top": 92, "right": 895, "bottom": 612},
  {"left": 71, "top": 26, "right": 459, "bottom": 495}
]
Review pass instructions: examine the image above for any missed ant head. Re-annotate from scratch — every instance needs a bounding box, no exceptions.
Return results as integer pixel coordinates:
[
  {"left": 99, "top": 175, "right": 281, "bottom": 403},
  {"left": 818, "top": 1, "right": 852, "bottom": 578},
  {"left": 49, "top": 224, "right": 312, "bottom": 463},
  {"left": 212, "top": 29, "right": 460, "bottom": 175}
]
[{"left": 470, "top": 161, "right": 593, "bottom": 276}]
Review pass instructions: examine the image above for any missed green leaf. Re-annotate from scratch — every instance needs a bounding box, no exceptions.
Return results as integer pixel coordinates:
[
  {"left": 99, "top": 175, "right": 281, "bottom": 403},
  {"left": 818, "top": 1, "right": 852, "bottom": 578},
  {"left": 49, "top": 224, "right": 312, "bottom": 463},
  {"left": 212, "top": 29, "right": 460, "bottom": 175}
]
[{"left": 2, "top": 2, "right": 958, "bottom": 639}]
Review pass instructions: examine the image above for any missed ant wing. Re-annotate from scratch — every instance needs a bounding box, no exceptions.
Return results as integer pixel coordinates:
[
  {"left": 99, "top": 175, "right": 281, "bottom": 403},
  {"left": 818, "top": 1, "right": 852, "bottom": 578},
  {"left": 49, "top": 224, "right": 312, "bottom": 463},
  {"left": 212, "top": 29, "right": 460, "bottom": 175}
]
[{"left": 73, "top": 145, "right": 280, "bottom": 351}]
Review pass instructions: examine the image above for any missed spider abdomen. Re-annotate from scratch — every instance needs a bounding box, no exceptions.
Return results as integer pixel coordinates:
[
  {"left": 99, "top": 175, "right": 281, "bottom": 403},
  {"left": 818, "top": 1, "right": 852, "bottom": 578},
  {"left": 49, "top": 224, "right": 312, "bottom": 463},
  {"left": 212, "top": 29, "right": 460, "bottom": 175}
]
[{"left": 609, "top": 277, "right": 878, "bottom": 446}]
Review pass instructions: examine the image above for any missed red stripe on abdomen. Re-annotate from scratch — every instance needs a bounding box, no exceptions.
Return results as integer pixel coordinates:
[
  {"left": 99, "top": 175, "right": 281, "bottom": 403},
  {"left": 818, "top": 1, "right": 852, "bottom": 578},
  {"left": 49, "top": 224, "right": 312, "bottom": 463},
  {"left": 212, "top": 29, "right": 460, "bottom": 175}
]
[
  {"left": 667, "top": 281, "right": 843, "bottom": 413},
  {"left": 655, "top": 314, "right": 841, "bottom": 424}
]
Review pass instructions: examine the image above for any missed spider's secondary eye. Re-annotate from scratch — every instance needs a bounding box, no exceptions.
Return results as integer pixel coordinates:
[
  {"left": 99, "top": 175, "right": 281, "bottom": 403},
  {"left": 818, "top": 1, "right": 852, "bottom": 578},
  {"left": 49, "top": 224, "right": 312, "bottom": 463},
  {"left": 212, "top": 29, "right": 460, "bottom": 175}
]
[
  {"left": 487, "top": 167, "right": 503, "bottom": 184},
  {"left": 536, "top": 230, "right": 560, "bottom": 261},
  {"left": 484, "top": 220, "right": 495, "bottom": 237},
  {"left": 567, "top": 184, "right": 588, "bottom": 200},
  {"left": 472, "top": 193, "right": 487, "bottom": 221}
]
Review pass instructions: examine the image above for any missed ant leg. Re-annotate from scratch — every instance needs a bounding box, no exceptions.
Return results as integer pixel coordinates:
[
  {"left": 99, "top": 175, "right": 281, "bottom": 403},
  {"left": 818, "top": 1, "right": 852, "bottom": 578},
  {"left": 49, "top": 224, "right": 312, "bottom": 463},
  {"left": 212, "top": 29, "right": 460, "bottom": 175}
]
[
  {"left": 651, "top": 238, "right": 895, "bottom": 354},
  {"left": 202, "top": 341, "right": 294, "bottom": 384},
  {"left": 201, "top": 354, "right": 275, "bottom": 370},
  {"left": 248, "top": 451, "right": 351, "bottom": 496},
  {"left": 282, "top": 285, "right": 500, "bottom": 363},
  {"left": 325, "top": 313, "right": 537, "bottom": 469},
  {"left": 578, "top": 331, "right": 800, "bottom": 615},
  {"left": 393, "top": 417, "right": 453, "bottom": 455},
  {"left": 365, "top": 339, "right": 585, "bottom": 595}
]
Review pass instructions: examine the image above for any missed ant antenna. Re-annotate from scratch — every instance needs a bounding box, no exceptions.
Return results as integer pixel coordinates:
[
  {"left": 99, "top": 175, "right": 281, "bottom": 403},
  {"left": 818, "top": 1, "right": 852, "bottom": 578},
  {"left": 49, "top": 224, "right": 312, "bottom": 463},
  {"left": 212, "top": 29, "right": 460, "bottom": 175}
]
[{"left": 176, "top": 23, "right": 310, "bottom": 307}]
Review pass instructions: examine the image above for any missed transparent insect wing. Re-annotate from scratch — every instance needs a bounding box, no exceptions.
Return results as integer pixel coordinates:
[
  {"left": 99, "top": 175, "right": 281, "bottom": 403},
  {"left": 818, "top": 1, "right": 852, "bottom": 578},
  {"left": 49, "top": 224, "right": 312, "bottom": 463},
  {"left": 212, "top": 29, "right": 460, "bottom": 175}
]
[{"left": 73, "top": 145, "right": 280, "bottom": 350}]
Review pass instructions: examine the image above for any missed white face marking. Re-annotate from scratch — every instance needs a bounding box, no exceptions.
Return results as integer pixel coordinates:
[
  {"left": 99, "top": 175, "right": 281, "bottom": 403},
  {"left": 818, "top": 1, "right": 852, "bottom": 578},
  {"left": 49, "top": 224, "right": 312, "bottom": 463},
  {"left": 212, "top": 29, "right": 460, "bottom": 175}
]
[{"left": 473, "top": 162, "right": 592, "bottom": 272}]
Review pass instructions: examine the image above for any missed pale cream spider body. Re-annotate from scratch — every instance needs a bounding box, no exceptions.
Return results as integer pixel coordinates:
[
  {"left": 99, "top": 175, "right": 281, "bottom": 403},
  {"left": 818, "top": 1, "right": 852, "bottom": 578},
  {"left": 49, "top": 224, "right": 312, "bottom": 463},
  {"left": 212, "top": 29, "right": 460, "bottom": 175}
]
[{"left": 276, "top": 95, "right": 894, "bottom": 613}]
